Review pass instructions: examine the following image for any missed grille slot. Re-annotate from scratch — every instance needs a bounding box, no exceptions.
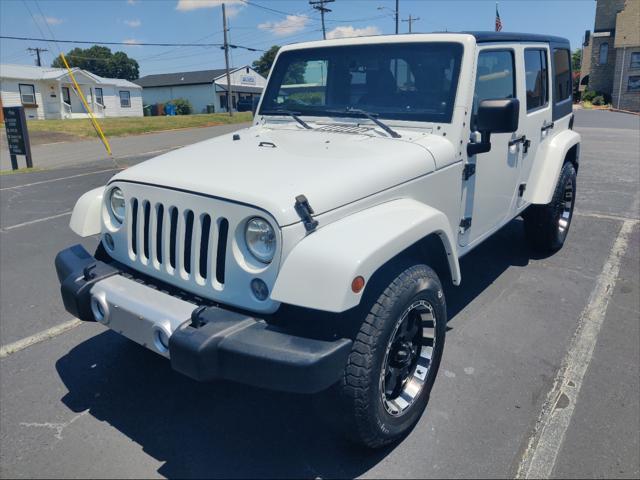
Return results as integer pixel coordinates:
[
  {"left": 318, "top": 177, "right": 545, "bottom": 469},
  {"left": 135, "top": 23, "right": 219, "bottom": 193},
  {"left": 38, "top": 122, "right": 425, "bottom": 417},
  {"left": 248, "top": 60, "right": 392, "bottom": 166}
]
[
  {"left": 155, "top": 204, "right": 164, "bottom": 264},
  {"left": 131, "top": 198, "right": 139, "bottom": 255},
  {"left": 169, "top": 207, "right": 178, "bottom": 269},
  {"left": 183, "top": 210, "right": 194, "bottom": 274},
  {"left": 216, "top": 218, "right": 229, "bottom": 285},
  {"left": 199, "top": 215, "right": 211, "bottom": 279},
  {"left": 143, "top": 201, "right": 151, "bottom": 260}
]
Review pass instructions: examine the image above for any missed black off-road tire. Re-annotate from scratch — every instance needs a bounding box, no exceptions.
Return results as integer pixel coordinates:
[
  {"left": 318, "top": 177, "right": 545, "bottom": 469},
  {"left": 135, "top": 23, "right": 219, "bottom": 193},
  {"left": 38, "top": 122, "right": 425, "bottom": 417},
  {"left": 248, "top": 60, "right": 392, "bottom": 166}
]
[
  {"left": 338, "top": 264, "right": 447, "bottom": 448},
  {"left": 523, "top": 161, "right": 577, "bottom": 253}
]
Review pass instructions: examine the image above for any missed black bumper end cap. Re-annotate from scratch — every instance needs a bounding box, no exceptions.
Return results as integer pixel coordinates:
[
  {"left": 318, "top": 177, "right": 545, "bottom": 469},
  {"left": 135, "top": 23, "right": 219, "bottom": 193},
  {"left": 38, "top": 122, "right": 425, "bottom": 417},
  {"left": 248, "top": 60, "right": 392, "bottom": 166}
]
[
  {"left": 55, "top": 244, "right": 119, "bottom": 322},
  {"left": 170, "top": 308, "right": 352, "bottom": 394}
]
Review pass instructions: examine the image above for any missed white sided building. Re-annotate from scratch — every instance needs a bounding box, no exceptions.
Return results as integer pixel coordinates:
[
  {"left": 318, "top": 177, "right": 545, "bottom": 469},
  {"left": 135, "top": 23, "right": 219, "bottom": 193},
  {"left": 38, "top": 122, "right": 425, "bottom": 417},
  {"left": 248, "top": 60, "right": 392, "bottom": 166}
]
[
  {"left": 0, "top": 64, "right": 143, "bottom": 120},
  {"left": 134, "top": 66, "right": 266, "bottom": 113}
]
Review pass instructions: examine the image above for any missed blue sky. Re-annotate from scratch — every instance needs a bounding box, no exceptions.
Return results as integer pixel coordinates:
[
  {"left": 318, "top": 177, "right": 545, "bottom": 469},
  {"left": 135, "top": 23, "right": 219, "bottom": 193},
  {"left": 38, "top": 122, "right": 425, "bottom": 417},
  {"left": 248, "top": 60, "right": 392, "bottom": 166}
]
[{"left": 1, "top": 0, "right": 596, "bottom": 77}]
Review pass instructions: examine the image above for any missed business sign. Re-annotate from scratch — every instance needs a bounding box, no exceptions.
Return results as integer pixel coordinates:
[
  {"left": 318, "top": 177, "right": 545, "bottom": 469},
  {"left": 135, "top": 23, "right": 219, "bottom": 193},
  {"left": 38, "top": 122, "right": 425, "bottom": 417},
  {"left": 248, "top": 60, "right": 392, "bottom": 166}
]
[
  {"left": 241, "top": 75, "right": 256, "bottom": 85},
  {"left": 2, "top": 106, "right": 33, "bottom": 169}
]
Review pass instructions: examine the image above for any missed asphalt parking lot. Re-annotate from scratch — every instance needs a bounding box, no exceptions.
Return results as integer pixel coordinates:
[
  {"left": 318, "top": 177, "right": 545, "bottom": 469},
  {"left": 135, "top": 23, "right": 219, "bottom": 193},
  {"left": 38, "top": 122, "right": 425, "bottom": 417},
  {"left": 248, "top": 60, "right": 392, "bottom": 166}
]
[{"left": 0, "top": 110, "right": 638, "bottom": 479}]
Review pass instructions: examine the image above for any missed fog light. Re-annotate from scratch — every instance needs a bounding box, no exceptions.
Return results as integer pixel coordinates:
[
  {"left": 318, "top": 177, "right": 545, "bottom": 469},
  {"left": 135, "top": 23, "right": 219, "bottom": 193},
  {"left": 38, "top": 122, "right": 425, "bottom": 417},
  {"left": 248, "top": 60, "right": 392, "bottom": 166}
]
[
  {"left": 251, "top": 278, "right": 269, "bottom": 301},
  {"left": 104, "top": 233, "right": 115, "bottom": 250},
  {"left": 90, "top": 295, "right": 109, "bottom": 324},
  {"left": 154, "top": 329, "right": 170, "bottom": 352}
]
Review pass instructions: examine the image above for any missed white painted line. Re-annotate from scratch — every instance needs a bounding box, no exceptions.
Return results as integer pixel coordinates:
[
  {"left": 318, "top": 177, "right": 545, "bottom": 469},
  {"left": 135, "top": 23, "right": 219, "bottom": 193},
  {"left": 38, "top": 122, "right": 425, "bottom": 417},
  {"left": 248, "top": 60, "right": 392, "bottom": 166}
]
[
  {"left": 0, "top": 319, "right": 83, "bottom": 359},
  {"left": 575, "top": 210, "right": 639, "bottom": 222},
  {"left": 516, "top": 219, "right": 637, "bottom": 479},
  {"left": 1, "top": 211, "right": 72, "bottom": 232},
  {"left": 0, "top": 168, "right": 120, "bottom": 191}
]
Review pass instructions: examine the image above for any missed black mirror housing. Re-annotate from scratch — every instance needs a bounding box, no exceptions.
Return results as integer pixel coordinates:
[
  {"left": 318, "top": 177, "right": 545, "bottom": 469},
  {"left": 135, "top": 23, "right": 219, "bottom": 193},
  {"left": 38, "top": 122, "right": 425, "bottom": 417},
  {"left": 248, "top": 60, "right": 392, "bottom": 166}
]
[
  {"left": 476, "top": 98, "right": 519, "bottom": 133},
  {"left": 468, "top": 98, "right": 520, "bottom": 157}
]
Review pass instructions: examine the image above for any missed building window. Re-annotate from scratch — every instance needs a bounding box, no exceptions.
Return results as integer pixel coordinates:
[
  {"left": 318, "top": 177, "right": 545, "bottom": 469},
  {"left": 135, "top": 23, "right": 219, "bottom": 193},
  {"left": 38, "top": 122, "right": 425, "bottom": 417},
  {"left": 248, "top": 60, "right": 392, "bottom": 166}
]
[
  {"left": 472, "top": 49, "right": 516, "bottom": 128},
  {"left": 599, "top": 42, "right": 608, "bottom": 65},
  {"left": 553, "top": 48, "right": 572, "bottom": 102},
  {"left": 628, "top": 76, "right": 640, "bottom": 92},
  {"left": 524, "top": 49, "right": 549, "bottom": 111},
  {"left": 119, "top": 91, "right": 131, "bottom": 108},
  {"left": 19, "top": 84, "right": 36, "bottom": 105},
  {"left": 631, "top": 52, "right": 640, "bottom": 69},
  {"left": 95, "top": 88, "right": 104, "bottom": 106}
]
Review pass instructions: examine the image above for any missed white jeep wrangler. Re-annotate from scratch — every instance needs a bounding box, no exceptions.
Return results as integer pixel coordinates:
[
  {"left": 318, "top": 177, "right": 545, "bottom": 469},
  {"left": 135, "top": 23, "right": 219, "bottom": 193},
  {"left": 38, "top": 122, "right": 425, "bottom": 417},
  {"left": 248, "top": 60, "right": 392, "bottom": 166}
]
[{"left": 56, "top": 32, "right": 580, "bottom": 448}]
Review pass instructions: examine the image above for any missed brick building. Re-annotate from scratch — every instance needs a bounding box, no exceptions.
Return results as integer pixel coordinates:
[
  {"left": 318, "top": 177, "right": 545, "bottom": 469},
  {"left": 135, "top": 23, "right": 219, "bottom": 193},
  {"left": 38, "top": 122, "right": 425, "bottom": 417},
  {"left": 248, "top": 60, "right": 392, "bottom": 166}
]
[{"left": 580, "top": 0, "right": 639, "bottom": 111}]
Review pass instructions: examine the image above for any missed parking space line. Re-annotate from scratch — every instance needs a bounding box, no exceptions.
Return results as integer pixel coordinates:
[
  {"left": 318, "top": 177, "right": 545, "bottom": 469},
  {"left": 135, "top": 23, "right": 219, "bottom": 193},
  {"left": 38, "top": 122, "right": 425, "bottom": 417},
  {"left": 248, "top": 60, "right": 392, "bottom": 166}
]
[
  {"left": 0, "top": 319, "right": 83, "bottom": 359},
  {"left": 516, "top": 219, "right": 637, "bottom": 479},
  {"left": 0, "top": 168, "right": 121, "bottom": 191},
  {"left": 1, "top": 211, "right": 72, "bottom": 232}
]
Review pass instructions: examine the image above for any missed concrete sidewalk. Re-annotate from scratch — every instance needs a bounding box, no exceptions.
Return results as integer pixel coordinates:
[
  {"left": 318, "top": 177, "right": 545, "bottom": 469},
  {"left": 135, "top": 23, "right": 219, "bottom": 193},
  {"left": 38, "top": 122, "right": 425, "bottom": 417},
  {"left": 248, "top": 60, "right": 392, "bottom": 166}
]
[{"left": 0, "top": 122, "right": 251, "bottom": 171}]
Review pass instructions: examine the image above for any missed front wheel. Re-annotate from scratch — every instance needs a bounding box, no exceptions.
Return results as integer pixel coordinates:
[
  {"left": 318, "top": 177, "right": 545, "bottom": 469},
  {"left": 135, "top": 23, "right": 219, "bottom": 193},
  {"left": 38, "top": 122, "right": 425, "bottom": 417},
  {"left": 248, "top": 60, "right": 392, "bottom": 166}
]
[
  {"left": 338, "top": 264, "right": 447, "bottom": 448},
  {"left": 523, "top": 161, "right": 577, "bottom": 253}
]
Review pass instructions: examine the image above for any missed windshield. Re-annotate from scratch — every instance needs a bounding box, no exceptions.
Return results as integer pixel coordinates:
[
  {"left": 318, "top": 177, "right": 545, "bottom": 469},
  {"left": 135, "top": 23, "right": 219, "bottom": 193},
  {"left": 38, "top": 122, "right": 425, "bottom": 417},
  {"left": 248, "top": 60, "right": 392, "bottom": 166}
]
[{"left": 259, "top": 42, "right": 464, "bottom": 124}]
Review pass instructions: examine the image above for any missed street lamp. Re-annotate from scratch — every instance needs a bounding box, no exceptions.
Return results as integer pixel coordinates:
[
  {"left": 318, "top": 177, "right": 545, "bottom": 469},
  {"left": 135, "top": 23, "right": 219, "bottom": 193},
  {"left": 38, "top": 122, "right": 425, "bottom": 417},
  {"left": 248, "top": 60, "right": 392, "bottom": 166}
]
[{"left": 377, "top": 4, "right": 399, "bottom": 34}]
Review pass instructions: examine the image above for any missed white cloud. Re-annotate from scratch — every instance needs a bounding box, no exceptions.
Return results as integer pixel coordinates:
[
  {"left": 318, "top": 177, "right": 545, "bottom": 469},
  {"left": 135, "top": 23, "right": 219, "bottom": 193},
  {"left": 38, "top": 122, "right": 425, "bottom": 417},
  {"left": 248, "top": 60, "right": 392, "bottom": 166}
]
[
  {"left": 326, "top": 25, "right": 381, "bottom": 40},
  {"left": 258, "top": 15, "right": 309, "bottom": 36},
  {"left": 123, "top": 38, "right": 141, "bottom": 46},
  {"left": 127, "top": 0, "right": 137, "bottom": 5},
  {"left": 124, "top": 19, "right": 141, "bottom": 27},
  {"left": 176, "top": 0, "right": 243, "bottom": 12},
  {"left": 41, "top": 16, "right": 63, "bottom": 25}
]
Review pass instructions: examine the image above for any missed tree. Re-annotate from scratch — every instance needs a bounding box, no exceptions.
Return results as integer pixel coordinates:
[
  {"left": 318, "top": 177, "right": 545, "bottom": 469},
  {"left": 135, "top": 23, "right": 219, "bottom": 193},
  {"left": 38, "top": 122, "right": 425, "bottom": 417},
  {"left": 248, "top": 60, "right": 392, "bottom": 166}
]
[
  {"left": 52, "top": 45, "right": 140, "bottom": 81},
  {"left": 572, "top": 49, "right": 582, "bottom": 72},
  {"left": 252, "top": 45, "right": 279, "bottom": 78}
]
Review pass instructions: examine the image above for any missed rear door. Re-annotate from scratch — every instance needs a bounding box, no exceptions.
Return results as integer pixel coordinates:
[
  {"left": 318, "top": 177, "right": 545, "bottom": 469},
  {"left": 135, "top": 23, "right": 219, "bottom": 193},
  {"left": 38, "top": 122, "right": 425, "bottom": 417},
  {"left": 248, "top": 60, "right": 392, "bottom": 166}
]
[{"left": 515, "top": 45, "right": 553, "bottom": 211}]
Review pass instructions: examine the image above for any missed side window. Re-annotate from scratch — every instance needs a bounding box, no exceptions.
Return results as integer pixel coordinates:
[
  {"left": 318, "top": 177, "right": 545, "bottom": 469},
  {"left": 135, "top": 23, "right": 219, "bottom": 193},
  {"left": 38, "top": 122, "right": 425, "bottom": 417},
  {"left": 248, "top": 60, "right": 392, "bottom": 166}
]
[
  {"left": 119, "top": 91, "right": 131, "bottom": 108},
  {"left": 472, "top": 50, "right": 515, "bottom": 127},
  {"left": 553, "top": 49, "right": 572, "bottom": 103},
  {"left": 19, "top": 84, "right": 36, "bottom": 105},
  {"left": 524, "top": 49, "right": 549, "bottom": 111},
  {"left": 599, "top": 42, "right": 608, "bottom": 65}
]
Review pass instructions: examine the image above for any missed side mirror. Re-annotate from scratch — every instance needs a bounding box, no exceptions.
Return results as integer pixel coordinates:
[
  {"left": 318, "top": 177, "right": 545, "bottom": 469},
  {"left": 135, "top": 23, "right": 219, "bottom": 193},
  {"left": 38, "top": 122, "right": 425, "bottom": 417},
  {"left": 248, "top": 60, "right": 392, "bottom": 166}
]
[
  {"left": 468, "top": 98, "right": 520, "bottom": 156},
  {"left": 251, "top": 96, "right": 261, "bottom": 116}
]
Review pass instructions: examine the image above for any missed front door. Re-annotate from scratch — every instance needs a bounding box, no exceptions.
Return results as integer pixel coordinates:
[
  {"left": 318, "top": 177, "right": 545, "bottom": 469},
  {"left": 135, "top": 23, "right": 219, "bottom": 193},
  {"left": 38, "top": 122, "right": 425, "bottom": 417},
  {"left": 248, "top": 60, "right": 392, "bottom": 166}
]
[
  {"left": 61, "top": 87, "right": 71, "bottom": 110},
  {"left": 459, "top": 48, "right": 522, "bottom": 247}
]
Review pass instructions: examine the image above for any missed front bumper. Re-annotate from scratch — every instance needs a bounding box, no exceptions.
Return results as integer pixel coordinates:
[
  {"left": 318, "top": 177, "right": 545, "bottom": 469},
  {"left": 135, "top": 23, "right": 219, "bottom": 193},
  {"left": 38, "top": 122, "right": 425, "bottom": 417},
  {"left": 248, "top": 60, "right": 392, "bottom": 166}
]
[{"left": 55, "top": 244, "right": 352, "bottom": 394}]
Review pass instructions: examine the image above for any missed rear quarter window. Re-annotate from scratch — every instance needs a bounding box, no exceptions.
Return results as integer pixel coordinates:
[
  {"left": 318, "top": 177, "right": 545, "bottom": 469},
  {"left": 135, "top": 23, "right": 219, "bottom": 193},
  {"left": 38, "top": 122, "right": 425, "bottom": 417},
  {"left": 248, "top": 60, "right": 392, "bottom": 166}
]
[{"left": 553, "top": 48, "right": 572, "bottom": 103}]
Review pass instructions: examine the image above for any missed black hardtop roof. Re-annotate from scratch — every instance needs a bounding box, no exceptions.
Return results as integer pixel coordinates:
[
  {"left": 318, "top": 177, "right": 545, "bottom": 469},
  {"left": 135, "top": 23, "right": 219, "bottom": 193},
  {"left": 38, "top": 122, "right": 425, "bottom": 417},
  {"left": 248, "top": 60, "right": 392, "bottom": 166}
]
[{"left": 463, "top": 31, "right": 570, "bottom": 46}]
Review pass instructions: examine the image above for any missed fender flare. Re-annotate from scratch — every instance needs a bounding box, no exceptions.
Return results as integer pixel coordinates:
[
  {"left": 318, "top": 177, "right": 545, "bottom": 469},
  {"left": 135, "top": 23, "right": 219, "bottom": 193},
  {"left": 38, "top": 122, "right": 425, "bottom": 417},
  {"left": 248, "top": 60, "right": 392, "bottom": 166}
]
[
  {"left": 70, "top": 186, "right": 105, "bottom": 237},
  {"left": 524, "top": 130, "right": 581, "bottom": 205},
  {"left": 271, "top": 198, "right": 461, "bottom": 313}
]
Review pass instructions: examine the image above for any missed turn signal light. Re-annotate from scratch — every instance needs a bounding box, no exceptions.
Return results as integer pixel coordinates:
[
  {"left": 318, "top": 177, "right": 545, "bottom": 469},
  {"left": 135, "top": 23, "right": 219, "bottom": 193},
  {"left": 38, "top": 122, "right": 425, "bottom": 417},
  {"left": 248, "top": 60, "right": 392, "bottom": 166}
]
[{"left": 351, "top": 276, "right": 365, "bottom": 293}]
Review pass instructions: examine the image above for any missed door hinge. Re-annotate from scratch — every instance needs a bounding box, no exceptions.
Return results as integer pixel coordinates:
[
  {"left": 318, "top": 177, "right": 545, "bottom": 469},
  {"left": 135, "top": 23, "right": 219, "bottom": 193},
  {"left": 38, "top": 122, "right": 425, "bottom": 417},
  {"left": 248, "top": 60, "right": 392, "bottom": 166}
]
[
  {"left": 462, "top": 163, "right": 476, "bottom": 181},
  {"left": 459, "top": 217, "right": 472, "bottom": 233},
  {"left": 518, "top": 183, "right": 527, "bottom": 197}
]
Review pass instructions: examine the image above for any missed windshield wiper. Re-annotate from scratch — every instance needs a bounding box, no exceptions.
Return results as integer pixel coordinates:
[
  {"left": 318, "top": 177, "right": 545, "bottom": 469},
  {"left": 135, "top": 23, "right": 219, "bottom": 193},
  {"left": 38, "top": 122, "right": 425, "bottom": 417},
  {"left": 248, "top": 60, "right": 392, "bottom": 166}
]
[
  {"left": 338, "top": 107, "right": 401, "bottom": 138},
  {"left": 261, "top": 109, "right": 311, "bottom": 130}
]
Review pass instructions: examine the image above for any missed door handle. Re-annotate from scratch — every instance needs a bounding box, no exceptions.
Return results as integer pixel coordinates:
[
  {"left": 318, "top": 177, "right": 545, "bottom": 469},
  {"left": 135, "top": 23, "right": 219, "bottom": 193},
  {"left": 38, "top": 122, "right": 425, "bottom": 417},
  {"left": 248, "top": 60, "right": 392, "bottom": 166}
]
[
  {"left": 541, "top": 122, "right": 554, "bottom": 132},
  {"left": 509, "top": 135, "right": 531, "bottom": 153}
]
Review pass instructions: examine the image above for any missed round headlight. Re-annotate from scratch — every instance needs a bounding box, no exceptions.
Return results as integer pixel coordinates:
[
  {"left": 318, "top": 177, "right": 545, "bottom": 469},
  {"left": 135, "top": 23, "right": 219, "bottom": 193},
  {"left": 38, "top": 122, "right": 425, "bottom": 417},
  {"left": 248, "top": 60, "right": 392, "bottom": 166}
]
[
  {"left": 109, "top": 187, "right": 126, "bottom": 224},
  {"left": 245, "top": 217, "right": 276, "bottom": 263}
]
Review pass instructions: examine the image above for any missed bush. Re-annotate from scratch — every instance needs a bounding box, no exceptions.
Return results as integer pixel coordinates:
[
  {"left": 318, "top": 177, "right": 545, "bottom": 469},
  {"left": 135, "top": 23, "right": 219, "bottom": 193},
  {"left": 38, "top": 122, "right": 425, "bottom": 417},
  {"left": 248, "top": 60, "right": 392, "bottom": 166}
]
[
  {"left": 582, "top": 90, "right": 610, "bottom": 105},
  {"left": 582, "top": 90, "right": 597, "bottom": 102},
  {"left": 592, "top": 95, "right": 605, "bottom": 106},
  {"left": 167, "top": 98, "right": 192, "bottom": 115}
]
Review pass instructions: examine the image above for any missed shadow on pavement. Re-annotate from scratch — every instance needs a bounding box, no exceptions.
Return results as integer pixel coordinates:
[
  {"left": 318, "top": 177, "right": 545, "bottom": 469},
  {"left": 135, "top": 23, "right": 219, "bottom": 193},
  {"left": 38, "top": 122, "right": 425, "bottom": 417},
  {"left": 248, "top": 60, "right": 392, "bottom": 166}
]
[{"left": 55, "top": 219, "right": 531, "bottom": 478}]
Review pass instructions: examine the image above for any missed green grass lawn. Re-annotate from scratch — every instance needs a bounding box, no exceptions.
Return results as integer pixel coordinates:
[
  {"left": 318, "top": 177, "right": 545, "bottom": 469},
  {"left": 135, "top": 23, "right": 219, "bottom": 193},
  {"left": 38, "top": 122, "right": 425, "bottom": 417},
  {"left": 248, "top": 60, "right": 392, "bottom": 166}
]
[{"left": 22, "top": 112, "right": 253, "bottom": 138}]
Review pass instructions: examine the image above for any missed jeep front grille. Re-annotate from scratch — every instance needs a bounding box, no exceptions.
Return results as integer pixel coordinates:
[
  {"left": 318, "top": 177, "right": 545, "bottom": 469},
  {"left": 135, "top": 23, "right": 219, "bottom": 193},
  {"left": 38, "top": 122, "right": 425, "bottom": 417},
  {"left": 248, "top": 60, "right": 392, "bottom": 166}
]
[{"left": 128, "top": 197, "right": 229, "bottom": 285}]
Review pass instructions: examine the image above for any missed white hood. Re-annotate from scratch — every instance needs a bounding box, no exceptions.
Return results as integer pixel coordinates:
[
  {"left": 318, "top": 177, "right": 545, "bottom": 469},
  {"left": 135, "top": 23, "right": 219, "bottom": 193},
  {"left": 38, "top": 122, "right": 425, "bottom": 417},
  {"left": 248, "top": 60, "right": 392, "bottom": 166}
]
[{"left": 112, "top": 125, "right": 438, "bottom": 226}]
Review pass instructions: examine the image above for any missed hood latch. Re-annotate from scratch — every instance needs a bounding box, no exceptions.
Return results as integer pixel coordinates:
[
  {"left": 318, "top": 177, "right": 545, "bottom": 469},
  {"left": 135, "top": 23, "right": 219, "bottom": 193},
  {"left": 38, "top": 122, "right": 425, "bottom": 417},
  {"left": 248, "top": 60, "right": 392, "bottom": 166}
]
[{"left": 295, "top": 195, "right": 319, "bottom": 233}]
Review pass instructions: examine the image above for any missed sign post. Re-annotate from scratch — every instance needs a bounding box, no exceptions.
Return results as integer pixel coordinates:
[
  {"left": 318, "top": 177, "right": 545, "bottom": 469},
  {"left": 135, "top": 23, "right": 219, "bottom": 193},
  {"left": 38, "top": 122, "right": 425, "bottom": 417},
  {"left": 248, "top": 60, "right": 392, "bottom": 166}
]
[{"left": 3, "top": 106, "right": 33, "bottom": 170}]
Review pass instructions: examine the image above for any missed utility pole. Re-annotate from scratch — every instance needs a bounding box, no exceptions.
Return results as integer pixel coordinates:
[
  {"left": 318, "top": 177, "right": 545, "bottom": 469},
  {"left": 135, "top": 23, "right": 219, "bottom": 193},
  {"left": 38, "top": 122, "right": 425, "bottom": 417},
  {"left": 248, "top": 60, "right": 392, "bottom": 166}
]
[
  {"left": 395, "top": 0, "right": 399, "bottom": 34},
  {"left": 27, "top": 47, "right": 47, "bottom": 67},
  {"left": 401, "top": 14, "right": 419, "bottom": 33},
  {"left": 309, "top": 0, "right": 335, "bottom": 40},
  {"left": 222, "top": 3, "right": 233, "bottom": 116}
]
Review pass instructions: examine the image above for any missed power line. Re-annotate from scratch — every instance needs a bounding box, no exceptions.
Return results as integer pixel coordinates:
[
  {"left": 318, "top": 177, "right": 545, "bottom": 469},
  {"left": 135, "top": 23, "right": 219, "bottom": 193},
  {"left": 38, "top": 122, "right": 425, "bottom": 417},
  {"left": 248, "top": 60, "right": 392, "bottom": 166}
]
[{"left": 0, "top": 35, "right": 264, "bottom": 52}]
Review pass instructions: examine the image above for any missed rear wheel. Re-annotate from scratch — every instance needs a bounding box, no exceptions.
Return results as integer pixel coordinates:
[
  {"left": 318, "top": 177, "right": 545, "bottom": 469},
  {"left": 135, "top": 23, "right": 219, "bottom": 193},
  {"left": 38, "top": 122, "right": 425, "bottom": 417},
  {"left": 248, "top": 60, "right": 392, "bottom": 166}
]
[
  {"left": 523, "top": 161, "right": 577, "bottom": 253},
  {"left": 338, "top": 264, "right": 447, "bottom": 448}
]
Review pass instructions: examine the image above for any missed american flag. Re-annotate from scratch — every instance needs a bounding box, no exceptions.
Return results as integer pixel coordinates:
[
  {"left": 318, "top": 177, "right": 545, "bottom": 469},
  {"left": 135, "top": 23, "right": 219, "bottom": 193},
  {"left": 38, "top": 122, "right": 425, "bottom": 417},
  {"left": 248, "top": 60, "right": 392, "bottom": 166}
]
[{"left": 495, "top": 3, "right": 503, "bottom": 31}]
